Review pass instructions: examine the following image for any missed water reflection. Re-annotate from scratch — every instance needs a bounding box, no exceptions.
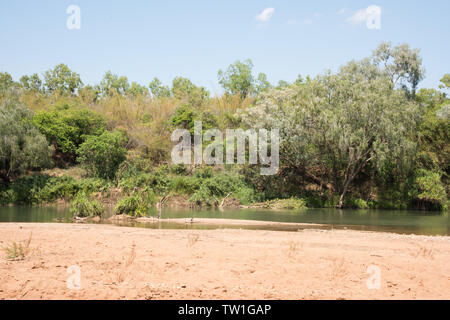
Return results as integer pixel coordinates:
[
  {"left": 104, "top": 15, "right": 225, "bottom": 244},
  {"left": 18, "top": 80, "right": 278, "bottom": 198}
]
[{"left": 0, "top": 206, "right": 448, "bottom": 236}]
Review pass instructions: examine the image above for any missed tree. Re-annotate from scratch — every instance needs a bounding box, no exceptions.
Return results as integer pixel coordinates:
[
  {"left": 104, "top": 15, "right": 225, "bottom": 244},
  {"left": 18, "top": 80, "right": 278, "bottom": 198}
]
[
  {"left": 0, "top": 72, "right": 17, "bottom": 94},
  {"left": 79, "top": 85, "right": 101, "bottom": 104},
  {"left": 33, "top": 107, "right": 106, "bottom": 164},
  {"left": 76, "top": 130, "right": 127, "bottom": 180},
  {"left": 99, "top": 71, "right": 130, "bottom": 96},
  {"left": 171, "top": 76, "right": 209, "bottom": 106},
  {"left": 372, "top": 42, "right": 425, "bottom": 98},
  {"left": 242, "top": 68, "right": 419, "bottom": 207},
  {"left": 276, "top": 80, "right": 290, "bottom": 89},
  {"left": 255, "top": 72, "right": 272, "bottom": 93},
  {"left": 149, "top": 77, "right": 171, "bottom": 98},
  {"left": 20, "top": 73, "right": 43, "bottom": 92},
  {"left": 128, "top": 82, "right": 149, "bottom": 98},
  {"left": 44, "top": 64, "right": 82, "bottom": 95},
  {"left": 218, "top": 59, "right": 255, "bottom": 99},
  {"left": 0, "top": 93, "right": 53, "bottom": 182},
  {"left": 439, "top": 74, "right": 450, "bottom": 91}
]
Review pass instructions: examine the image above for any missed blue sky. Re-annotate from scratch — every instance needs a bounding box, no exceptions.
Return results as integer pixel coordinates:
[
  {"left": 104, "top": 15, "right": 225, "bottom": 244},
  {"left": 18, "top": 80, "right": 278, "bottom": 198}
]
[{"left": 0, "top": 0, "right": 449, "bottom": 94}]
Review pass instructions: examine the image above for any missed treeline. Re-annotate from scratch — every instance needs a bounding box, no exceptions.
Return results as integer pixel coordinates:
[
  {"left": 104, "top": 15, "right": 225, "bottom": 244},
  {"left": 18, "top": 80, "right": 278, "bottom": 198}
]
[{"left": 0, "top": 42, "right": 448, "bottom": 214}]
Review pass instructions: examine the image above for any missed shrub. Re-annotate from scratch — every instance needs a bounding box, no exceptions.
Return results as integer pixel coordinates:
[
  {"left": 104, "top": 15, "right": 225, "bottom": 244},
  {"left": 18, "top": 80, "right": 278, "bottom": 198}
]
[
  {"left": 0, "top": 95, "right": 53, "bottom": 181},
  {"left": 344, "top": 198, "right": 369, "bottom": 209},
  {"left": 411, "top": 169, "right": 448, "bottom": 210},
  {"left": 188, "top": 172, "right": 256, "bottom": 206},
  {"left": 9, "top": 174, "right": 51, "bottom": 204},
  {"left": 36, "top": 175, "right": 81, "bottom": 202},
  {"left": 266, "top": 198, "right": 307, "bottom": 210},
  {"left": 33, "top": 107, "right": 105, "bottom": 163},
  {"left": 77, "top": 130, "right": 127, "bottom": 180},
  {"left": 70, "top": 194, "right": 104, "bottom": 217},
  {"left": 114, "top": 192, "right": 154, "bottom": 217}
]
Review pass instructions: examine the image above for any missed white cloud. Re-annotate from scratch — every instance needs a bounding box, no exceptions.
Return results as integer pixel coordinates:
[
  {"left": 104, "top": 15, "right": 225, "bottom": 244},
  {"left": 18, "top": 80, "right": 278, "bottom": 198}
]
[
  {"left": 347, "top": 5, "right": 382, "bottom": 25},
  {"left": 255, "top": 7, "right": 275, "bottom": 22},
  {"left": 337, "top": 8, "right": 346, "bottom": 15}
]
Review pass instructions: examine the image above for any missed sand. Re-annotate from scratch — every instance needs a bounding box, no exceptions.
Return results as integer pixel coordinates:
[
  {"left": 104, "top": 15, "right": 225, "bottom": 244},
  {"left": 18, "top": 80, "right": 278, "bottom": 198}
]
[{"left": 0, "top": 222, "right": 449, "bottom": 300}]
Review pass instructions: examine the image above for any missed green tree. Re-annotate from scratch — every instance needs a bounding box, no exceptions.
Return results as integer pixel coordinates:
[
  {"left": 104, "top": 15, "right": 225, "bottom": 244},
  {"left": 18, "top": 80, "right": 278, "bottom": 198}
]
[
  {"left": 149, "top": 77, "right": 171, "bottom": 98},
  {"left": 255, "top": 72, "right": 272, "bottom": 93},
  {"left": 171, "top": 76, "right": 209, "bottom": 106},
  {"left": 128, "top": 82, "right": 149, "bottom": 98},
  {"left": 20, "top": 73, "right": 43, "bottom": 92},
  {"left": 411, "top": 170, "right": 447, "bottom": 210},
  {"left": 242, "top": 68, "right": 418, "bottom": 207},
  {"left": 0, "top": 93, "right": 53, "bottom": 182},
  {"left": 439, "top": 74, "right": 450, "bottom": 92},
  {"left": 76, "top": 131, "right": 127, "bottom": 180},
  {"left": 44, "top": 64, "right": 82, "bottom": 95},
  {"left": 372, "top": 42, "right": 425, "bottom": 98},
  {"left": 33, "top": 107, "right": 106, "bottom": 164},
  {"left": 99, "top": 71, "right": 130, "bottom": 96},
  {"left": 218, "top": 59, "right": 255, "bottom": 99}
]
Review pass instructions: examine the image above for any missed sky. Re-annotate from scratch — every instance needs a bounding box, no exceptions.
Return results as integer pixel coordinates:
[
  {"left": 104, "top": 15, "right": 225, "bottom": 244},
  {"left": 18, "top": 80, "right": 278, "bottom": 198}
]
[{"left": 0, "top": 0, "right": 449, "bottom": 95}]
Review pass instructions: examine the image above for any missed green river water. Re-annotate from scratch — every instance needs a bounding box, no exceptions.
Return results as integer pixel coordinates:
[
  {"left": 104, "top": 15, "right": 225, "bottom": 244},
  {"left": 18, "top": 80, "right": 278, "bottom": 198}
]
[{"left": 0, "top": 206, "right": 448, "bottom": 236}]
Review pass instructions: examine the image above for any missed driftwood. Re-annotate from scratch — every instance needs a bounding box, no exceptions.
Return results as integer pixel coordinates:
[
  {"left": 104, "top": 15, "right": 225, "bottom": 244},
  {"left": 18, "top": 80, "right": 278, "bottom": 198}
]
[{"left": 217, "top": 192, "right": 232, "bottom": 210}]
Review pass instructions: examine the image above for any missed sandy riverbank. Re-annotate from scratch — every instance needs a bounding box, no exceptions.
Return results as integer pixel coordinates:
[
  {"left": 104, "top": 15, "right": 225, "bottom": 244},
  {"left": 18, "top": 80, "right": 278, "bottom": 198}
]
[{"left": 0, "top": 222, "right": 449, "bottom": 300}]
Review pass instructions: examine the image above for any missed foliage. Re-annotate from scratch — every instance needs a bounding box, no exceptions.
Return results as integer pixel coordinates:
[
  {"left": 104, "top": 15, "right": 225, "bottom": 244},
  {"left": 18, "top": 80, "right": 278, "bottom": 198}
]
[
  {"left": 99, "top": 71, "right": 130, "bottom": 96},
  {"left": 77, "top": 131, "right": 127, "bottom": 180},
  {"left": 70, "top": 193, "right": 105, "bottom": 217},
  {"left": 411, "top": 170, "right": 447, "bottom": 210},
  {"left": 242, "top": 68, "right": 419, "bottom": 207},
  {"left": 2, "top": 232, "right": 32, "bottom": 261},
  {"left": 0, "top": 93, "right": 53, "bottom": 181},
  {"left": 262, "top": 198, "right": 307, "bottom": 210},
  {"left": 0, "top": 173, "right": 109, "bottom": 205},
  {"left": 33, "top": 106, "right": 106, "bottom": 163},
  {"left": 372, "top": 42, "right": 425, "bottom": 97},
  {"left": 218, "top": 59, "right": 255, "bottom": 99},
  {"left": 169, "top": 103, "right": 217, "bottom": 134},
  {"left": 114, "top": 192, "right": 154, "bottom": 217},
  {"left": 149, "top": 77, "right": 171, "bottom": 98},
  {"left": 189, "top": 171, "right": 256, "bottom": 206},
  {"left": 0, "top": 44, "right": 447, "bottom": 211},
  {"left": 44, "top": 64, "right": 82, "bottom": 95},
  {"left": 171, "top": 76, "right": 209, "bottom": 106}
]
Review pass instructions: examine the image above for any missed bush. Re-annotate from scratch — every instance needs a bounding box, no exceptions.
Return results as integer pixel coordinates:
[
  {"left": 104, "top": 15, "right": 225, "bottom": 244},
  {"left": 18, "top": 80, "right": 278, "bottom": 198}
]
[
  {"left": 411, "top": 169, "right": 448, "bottom": 210},
  {"left": 265, "top": 198, "right": 307, "bottom": 210},
  {"left": 188, "top": 172, "right": 256, "bottom": 206},
  {"left": 9, "top": 174, "right": 51, "bottom": 204},
  {"left": 70, "top": 194, "right": 104, "bottom": 217},
  {"left": 0, "top": 95, "right": 53, "bottom": 181},
  {"left": 77, "top": 130, "right": 127, "bottom": 180},
  {"left": 36, "top": 175, "right": 81, "bottom": 202},
  {"left": 344, "top": 198, "right": 369, "bottom": 209},
  {"left": 114, "top": 191, "right": 154, "bottom": 217},
  {"left": 33, "top": 107, "right": 105, "bottom": 163}
]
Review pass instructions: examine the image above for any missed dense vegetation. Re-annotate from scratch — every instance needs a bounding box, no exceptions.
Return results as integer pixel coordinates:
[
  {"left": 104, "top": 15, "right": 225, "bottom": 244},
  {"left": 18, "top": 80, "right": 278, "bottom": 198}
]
[{"left": 0, "top": 42, "right": 448, "bottom": 216}]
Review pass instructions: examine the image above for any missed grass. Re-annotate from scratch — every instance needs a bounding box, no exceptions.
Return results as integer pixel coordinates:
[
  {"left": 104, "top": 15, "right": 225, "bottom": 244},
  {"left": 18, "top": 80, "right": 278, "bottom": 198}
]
[
  {"left": 117, "top": 242, "right": 136, "bottom": 283},
  {"left": 2, "top": 232, "right": 33, "bottom": 261}
]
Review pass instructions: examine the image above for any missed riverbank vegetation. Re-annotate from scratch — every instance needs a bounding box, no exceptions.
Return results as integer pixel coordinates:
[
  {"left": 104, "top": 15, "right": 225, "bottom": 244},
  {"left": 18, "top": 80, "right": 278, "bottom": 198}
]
[{"left": 0, "top": 42, "right": 448, "bottom": 215}]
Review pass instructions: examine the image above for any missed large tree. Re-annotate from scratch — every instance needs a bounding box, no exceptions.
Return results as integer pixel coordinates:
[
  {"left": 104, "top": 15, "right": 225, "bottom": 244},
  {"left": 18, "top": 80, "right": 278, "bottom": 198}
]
[
  {"left": 0, "top": 92, "right": 53, "bottom": 182},
  {"left": 218, "top": 59, "right": 255, "bottom": 99},
  {"left": 242, "top": 67, "right": 419, "bottom": 207},
  {"left": 372, "top": 42, "right": 425, "bottom": 98},
  {"left": 44, "top": 64, "right": 82, "bottom": 95}
]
